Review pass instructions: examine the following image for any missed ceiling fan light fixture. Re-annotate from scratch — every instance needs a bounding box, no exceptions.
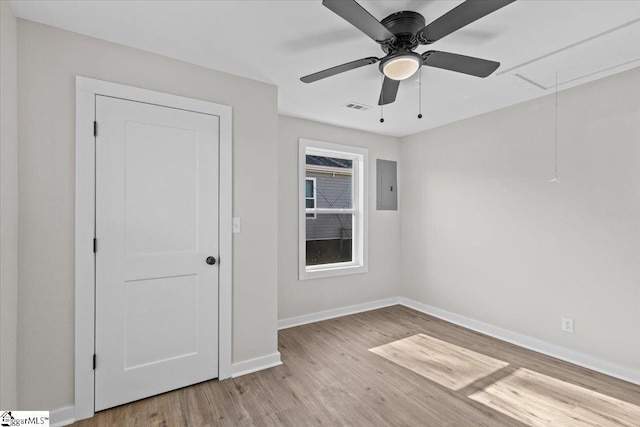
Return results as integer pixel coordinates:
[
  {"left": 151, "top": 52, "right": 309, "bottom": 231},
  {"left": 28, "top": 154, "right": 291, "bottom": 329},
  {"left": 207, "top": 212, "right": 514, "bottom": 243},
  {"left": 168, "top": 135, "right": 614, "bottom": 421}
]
[{"left": 382, "top": 55, "right": 421, "bottom": 81}]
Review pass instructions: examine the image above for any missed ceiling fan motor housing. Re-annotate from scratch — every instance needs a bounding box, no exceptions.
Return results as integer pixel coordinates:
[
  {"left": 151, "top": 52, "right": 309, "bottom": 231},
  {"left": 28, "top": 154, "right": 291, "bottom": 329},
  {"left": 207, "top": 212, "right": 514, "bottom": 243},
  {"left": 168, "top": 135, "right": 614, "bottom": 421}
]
[{"left": 380, "top": 11, "right": 426, "bottom": 54}]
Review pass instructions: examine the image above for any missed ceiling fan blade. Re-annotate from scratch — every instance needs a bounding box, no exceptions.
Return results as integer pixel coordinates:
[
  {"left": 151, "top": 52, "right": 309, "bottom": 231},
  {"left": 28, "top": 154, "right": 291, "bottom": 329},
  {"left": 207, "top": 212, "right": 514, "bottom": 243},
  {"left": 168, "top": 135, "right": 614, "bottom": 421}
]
[
  {"left": 323, "top": 0, "right": 395, "bottom": 43},
  {"left": 378, "top": 77, "right": 400, "bottom": 105},
  {"left": 300, "top": 57, "right": 379, "bottom": 83},
  {"left": 422, "top": 51, "right": 500, "bottom": 77},
  {"left": 417, "top": 0, "right": 516, "bottom": 44}
]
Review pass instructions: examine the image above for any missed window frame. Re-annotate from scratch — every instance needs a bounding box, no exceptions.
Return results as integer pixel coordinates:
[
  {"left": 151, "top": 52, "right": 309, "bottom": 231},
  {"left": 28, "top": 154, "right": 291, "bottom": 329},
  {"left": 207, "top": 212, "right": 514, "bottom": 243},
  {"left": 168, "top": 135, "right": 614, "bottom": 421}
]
[{"left": 298, "top": 138, "right": 369, "bottom": 280}]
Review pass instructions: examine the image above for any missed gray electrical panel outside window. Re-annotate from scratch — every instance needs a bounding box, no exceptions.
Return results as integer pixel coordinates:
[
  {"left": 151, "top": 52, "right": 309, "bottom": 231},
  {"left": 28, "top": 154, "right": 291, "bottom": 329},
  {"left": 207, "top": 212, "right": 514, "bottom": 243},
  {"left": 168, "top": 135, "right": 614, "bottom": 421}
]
[{"left": 376, "top": 159, "right": 397, "bottom": 210}]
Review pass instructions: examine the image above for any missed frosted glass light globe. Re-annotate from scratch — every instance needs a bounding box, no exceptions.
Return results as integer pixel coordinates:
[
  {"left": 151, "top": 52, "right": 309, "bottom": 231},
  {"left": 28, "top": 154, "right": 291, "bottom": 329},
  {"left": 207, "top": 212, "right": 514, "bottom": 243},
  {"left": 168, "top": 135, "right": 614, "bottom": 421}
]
[{"left": 383, "top": 56, "right": 420, "bottom": 81}]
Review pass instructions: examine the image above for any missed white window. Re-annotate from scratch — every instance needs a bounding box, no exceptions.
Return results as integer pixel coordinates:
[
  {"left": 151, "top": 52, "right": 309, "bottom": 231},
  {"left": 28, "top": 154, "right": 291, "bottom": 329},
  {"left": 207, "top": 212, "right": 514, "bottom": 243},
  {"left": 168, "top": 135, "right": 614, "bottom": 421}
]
[
  {"left": 299, "top": 138, "right": 368, "bottom": 280},
  {"left": 305, "top": 178, "right": 316, "bottom": 219}
]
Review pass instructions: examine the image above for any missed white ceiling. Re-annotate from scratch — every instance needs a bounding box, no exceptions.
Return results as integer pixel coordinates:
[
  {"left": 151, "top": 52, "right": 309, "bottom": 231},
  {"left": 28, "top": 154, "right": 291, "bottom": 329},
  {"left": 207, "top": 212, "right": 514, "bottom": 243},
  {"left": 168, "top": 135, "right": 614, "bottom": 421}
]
[{"left": 10, "top": 0, "right": 640, "bottom": 137}]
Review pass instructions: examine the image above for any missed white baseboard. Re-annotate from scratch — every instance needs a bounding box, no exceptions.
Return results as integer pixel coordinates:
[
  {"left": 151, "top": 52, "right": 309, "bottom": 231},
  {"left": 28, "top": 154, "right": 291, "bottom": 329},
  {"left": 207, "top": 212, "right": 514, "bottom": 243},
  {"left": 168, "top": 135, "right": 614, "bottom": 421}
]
[
  {"left": 399, "top": 297, "right": 640, "bottom": 386},
  {"left": 231, "top": 352, "right": 282, "bottom": 378},
  {"left": 277, "top": 297, "right": 401, "bottom": 330},
  {"left": 50, "top": 405, "right": 75, "bottom": 427}
]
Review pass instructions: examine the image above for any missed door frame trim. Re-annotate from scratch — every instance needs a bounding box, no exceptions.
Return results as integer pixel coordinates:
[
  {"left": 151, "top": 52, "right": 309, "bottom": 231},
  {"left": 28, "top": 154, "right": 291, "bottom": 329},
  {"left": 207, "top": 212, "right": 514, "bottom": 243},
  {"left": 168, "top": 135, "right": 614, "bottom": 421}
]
[{"left": 74, "top": 76, "right": 233, "bottom": 420}]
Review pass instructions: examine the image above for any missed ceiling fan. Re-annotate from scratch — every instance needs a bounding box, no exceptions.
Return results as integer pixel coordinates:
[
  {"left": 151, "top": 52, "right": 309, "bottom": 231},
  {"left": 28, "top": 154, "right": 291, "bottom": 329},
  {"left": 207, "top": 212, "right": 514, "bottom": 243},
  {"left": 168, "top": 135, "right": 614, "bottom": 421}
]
[{"left": 300, "top": 0, "right": 516, "bottom": 106}]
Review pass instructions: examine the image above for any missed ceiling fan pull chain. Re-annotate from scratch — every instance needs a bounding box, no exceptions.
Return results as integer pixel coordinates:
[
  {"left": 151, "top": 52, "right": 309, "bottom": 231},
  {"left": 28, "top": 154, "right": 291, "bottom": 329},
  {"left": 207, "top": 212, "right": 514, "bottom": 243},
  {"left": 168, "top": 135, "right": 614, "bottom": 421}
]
[
  {"left": 418, "top": 70, "right": 423, "bottom": 119},
  {"left": 550, "top": 71, "right": 560, "bottom": 184},
  {"left": 380, "top": 75, "right": 385, "bottom": 123}
]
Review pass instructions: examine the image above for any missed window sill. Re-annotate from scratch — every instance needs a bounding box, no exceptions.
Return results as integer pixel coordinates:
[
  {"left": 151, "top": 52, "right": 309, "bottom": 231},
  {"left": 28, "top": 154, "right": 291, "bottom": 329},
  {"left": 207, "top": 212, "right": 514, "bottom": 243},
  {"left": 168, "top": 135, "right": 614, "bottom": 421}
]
[{"left": 299, "top": 262, "right": 368, "bottom": 280}]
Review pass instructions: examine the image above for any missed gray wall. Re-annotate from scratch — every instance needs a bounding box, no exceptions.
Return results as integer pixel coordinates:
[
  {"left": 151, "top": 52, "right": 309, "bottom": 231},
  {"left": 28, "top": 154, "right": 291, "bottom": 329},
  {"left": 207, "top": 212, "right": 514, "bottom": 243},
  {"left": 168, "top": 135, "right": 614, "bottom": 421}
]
[
  {"left": 0, "top": 0, "right": 18, "bottom": 410},
  {"left": 278, "top": 115, "right": 401, "bottom": 321},
  {"left": 17, "top": 19, "right": 279, "bottom": 410},
  {"left": 400, "top": 67, "right": 640, "bottom": 373}
]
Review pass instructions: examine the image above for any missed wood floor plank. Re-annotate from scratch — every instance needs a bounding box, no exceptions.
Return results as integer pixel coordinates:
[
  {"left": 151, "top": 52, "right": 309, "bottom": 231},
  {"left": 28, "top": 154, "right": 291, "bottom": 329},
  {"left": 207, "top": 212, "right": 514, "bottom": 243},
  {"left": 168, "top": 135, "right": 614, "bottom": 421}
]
[
  {"left": 469, "top": 368, "right": 640, "bottom": 427},
  {"left": 73, "top": 306, "right": 640, "bottom": 426},
  {"left": 370, "top": 333, "right": 510, "bottom": 390}
]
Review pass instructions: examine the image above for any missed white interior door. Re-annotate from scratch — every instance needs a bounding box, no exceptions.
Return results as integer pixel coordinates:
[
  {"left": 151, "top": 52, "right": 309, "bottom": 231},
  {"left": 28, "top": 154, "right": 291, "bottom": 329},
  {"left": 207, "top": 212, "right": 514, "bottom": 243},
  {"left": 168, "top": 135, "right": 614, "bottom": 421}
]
[{"left": 95, "top": 95, "right": 219, "bottom": 411}]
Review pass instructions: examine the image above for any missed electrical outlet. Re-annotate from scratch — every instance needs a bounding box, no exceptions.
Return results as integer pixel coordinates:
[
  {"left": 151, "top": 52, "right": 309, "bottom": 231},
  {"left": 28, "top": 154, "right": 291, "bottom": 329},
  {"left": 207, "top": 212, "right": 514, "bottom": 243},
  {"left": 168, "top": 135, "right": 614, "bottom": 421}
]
[{"left": 561, "top": 317, "right": 574, "bottom": 334}]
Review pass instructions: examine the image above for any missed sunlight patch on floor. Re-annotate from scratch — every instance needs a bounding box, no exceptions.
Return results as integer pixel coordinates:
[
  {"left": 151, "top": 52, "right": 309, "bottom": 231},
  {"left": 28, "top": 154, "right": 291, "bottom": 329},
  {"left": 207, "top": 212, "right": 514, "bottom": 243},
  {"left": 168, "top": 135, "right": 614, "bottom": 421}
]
[
  {"left": 369, "top": 333, "right": 509, "bottom": 390},
  {"left": 469, "top": 368, "right": 640, "bottom": 427}
]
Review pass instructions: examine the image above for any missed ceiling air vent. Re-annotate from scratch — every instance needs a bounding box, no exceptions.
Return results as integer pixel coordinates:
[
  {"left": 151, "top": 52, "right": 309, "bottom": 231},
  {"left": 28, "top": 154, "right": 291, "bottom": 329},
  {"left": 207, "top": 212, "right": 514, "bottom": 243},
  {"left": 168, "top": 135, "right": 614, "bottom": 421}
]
[{"left": 344, "top": 102, "right": 371, "bottom": 112}]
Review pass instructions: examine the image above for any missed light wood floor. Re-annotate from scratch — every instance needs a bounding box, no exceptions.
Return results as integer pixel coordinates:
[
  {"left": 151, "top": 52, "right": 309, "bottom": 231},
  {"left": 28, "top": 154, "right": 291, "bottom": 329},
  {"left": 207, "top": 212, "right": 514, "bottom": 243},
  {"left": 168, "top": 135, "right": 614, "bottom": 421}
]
[{"left": 74, "top": 305, "right": 640, "bottom": 426}]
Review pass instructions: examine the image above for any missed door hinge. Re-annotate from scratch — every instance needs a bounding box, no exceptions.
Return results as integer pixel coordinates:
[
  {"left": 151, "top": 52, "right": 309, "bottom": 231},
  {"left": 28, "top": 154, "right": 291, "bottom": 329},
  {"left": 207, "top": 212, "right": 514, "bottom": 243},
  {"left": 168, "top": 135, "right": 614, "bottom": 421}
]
[
  {"left": 93, "top": 238, "right": 97, "bottom": 253},
  {"left": 92, "top": 354, "right": 96, "bottom": 370},
  {"left": 93, "top": 121, "right": 97, "bottom": 137}
]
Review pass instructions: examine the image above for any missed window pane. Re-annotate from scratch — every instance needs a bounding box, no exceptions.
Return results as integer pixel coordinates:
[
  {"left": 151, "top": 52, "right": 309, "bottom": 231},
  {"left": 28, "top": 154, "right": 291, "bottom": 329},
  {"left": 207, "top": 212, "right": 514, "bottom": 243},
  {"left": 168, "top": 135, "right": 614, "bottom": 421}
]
[
  {"left": 306, "top": 156, "right": 353, "bottom": 209},
  {"left": 305, "top": 179, "right": 314, "bottom": 198},
  {"left": 305, "top": 199, "right": 314, "bottom": 208},
  {"left": 305, "top": 214, "right": 353, "bottom": 266},
  {"left": 306, "top": 155, "right": 352, "bottom": 169}
]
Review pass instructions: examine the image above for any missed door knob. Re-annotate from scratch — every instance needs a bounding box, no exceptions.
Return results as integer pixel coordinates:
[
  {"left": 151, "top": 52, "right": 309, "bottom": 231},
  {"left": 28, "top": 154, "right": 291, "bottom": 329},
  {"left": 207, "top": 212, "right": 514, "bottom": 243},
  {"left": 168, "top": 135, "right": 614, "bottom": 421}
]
[{"left": 206, "top": 256, "right": 217, "bottom": 265}]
